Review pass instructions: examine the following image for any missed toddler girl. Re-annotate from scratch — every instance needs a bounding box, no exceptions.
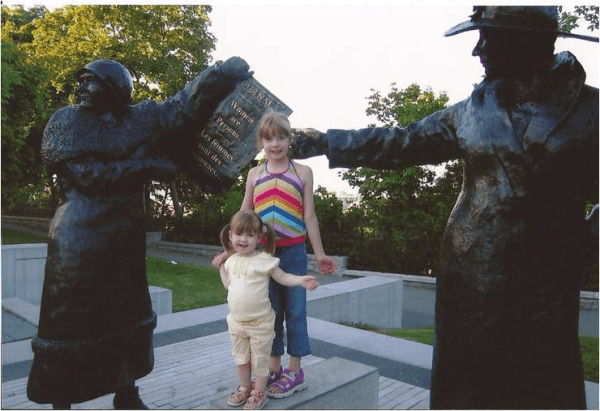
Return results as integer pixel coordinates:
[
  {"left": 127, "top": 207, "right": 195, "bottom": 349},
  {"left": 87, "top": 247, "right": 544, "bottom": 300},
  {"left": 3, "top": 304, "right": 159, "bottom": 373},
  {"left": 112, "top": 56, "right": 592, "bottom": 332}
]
[{"left": 219, "top": 210, "right": 319, "bottom": 410}]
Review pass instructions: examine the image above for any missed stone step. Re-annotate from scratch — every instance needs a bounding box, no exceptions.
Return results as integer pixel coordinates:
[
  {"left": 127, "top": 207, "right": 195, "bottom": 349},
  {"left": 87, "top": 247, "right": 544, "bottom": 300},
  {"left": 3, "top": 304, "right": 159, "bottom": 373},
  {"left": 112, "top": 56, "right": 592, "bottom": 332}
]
[{"left": 210, "top": 357, "right": 379, "bottom": 409}]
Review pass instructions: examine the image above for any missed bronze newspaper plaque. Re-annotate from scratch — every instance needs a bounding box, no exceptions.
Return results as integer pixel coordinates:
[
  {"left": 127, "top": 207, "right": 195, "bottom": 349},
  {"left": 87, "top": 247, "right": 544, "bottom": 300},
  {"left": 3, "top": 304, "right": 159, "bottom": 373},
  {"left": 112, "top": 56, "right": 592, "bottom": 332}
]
[{"left": 187, "top": 76, "right": 292, "bottom": 193}]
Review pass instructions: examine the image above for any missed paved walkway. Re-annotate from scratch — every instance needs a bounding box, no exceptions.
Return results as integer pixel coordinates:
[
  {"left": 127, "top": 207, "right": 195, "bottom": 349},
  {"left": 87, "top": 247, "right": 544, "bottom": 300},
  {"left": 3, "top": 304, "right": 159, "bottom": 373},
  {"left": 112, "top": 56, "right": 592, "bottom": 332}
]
[{"left": 2, "top": 307, "right": 432, "bottom": 409}]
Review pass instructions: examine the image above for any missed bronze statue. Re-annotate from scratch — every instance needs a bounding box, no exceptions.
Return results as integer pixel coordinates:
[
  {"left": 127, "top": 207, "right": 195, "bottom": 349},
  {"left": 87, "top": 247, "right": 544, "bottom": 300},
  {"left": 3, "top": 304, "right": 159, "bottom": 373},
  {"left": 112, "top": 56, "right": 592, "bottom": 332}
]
[
  {"left": 27, "top": 57, "right": 251, "bottom": 409},
  {"left": 293, "top": 6, "right": 598, "bottom": 409}
]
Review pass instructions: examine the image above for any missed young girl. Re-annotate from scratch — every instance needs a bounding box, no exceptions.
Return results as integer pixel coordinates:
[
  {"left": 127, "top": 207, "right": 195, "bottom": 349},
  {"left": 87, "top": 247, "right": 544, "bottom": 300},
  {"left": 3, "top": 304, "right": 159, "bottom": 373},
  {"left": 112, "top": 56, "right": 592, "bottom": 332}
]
[
  {"left": 214, "top": 110, "right": 337, "bottom": 399},
  {"left": 220, "top": 210, "right": 319, "bottom": 410}
]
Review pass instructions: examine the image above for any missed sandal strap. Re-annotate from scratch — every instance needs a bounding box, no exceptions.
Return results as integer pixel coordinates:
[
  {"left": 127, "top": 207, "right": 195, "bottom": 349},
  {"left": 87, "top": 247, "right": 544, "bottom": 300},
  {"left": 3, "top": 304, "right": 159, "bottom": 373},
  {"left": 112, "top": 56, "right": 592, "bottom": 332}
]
[
  {"left": 231, "top": 385, "right": 251, "bottom": 399},
  {"left": 270, "top": 369, "right": 304, "bottom": 392},
  {"left": 245, "top": 390, "right": 267, "bottom": 409}
]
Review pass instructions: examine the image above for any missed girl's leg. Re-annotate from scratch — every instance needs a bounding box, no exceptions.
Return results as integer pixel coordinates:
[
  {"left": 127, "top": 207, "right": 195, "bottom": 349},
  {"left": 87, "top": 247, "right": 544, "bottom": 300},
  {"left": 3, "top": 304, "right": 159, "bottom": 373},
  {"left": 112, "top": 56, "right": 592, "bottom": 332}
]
[
  {"left": 268, "top": 277, "right": 286, "bottom": 365},
  {"left": 237, "top": 362, "right": 252, "bottom": 389},
  {"left": 288, "top": 356, "right": 302, "bottom": 373},
  {"left": 227, "top": 363, "right": 252, "bottom": 407},
  {"left": 268, "top": 244, "right": 310, "bottom": 396},
  {"left": 275, "top": 243, "right": 310, "bottom": 366},
  {"left": 269, "top": 355, "right": 282, "bottom": 373},
  {"left": 254, "top": 375, "right": 268, "bottom": 393}
]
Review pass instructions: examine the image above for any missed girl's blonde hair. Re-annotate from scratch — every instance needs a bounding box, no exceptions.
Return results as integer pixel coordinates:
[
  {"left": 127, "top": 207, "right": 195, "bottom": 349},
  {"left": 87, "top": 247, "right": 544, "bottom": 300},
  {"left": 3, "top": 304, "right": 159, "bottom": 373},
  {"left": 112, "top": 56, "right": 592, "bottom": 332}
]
[
  {"left": 220, "top": 210, "right": 276, "bottom": 255},
  {"left": 256, "top": 110, "right": 293, "bottom": 151}
]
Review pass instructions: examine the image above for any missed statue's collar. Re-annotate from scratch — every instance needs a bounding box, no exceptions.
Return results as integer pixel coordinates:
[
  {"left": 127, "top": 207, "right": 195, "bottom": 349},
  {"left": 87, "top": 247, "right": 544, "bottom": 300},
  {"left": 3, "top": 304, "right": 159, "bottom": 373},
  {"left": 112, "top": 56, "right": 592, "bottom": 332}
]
[
  {"left": 99, "top": 111, "right": 117, "bottom": 126},
  {"left": 475, "top": 51, "right": 587, "bottom": 107}
]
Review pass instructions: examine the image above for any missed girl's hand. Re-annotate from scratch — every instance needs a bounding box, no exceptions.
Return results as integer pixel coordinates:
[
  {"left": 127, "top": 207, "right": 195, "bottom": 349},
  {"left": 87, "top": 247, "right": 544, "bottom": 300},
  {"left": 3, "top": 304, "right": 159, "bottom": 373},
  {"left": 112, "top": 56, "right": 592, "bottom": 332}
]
[
  {"left": 301, "top": 276, "right": 319, "bottom": 291},
  {"left": 212, "top": 251, "right": 229, "bottom": 269},
  {"left": 317, "top": 256, "right": 337, "bottom": 275}
]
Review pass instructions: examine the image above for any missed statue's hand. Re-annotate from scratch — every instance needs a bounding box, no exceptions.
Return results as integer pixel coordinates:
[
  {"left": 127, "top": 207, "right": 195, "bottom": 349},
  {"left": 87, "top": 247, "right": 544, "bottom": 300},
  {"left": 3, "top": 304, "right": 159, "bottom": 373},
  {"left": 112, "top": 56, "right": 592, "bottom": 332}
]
[
  {"left": 216, "top": 56, "right": 253, "bottom": 81},
  {"left": 293, "top": 128, "right": 323, "bottom": 140},
  {"left": 291, "top": 128, "right": 328, "bottom": 159}
]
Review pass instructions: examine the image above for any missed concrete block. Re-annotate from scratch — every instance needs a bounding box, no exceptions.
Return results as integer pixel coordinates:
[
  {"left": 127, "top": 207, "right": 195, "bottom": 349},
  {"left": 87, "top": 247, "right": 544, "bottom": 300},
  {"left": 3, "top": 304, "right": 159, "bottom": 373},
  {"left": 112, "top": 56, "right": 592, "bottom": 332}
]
[
  {"left": 581, "top": 292, "right": 599, "bottom": 310},
  {"left": 149, "top": 286, "right": 173, "bottom": 315},
  {"left": 146, "top": 232, "right": 163, "bottom": 244},
  {"left": 2, "top": 286, "right": 171, "bottom": 329},
  {"left": 16, "top": 254, "right": 46, "bottom": 305},
  {"left": 307, "top": 276, "right": 403, "bottom": 328},
  {"left": 3, "top": 297, "right": 40, "bottom": 326},
  {"left": 210, "top": 357, "right": 378, "bottom": 409},
  {"left": 1, "top": 244, "right": 47, "bottom": 304},
  {"left": 585, "top": 381, "right": 598, "bottom": 411},
  {"left": 2, "top": 246, "right": 16, "bottom": 299}
]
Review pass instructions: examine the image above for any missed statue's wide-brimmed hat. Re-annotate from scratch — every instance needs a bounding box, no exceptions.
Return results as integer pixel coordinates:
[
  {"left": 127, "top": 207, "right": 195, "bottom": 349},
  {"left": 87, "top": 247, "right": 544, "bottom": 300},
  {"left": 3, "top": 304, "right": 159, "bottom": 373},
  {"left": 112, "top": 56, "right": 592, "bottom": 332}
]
[{"left": 445, "top": 6, "right": 599, "bottom": 42}]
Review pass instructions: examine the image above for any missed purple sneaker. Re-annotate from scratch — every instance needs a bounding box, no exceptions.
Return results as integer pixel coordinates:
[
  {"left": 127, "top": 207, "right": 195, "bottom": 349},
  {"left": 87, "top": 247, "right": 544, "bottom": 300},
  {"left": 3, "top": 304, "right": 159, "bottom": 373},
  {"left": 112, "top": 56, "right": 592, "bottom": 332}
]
[
  {"left": 267, "top": 366, "right": 283, "bottom": 387},
  {"left": 266, "top": 367, "right": 307, "bottom": 398}
]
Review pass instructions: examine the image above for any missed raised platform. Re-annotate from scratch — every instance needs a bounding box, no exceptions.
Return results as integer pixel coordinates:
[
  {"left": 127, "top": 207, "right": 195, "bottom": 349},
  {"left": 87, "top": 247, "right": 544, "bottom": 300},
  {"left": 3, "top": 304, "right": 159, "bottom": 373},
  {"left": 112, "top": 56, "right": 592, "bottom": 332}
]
[
  {"left": 210, "top": 357, "right": 379, "bottom": 409},
  {"left": 307, "top": 276, "right": 403, "bottom": 328},
  {"left": 3, "top": 286, "right": 172, "bottom": 327}
]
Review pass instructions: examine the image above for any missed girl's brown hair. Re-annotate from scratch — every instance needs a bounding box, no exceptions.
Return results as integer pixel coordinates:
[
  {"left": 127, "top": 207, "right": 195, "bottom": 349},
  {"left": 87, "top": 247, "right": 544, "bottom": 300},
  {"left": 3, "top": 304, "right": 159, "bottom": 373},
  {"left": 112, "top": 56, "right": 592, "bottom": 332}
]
[
  {"left": 220, "top": 210, "right": 276, "bottom": 255},
  {"left": 256, "top": 110, "right": 293, "bottom": 151}
]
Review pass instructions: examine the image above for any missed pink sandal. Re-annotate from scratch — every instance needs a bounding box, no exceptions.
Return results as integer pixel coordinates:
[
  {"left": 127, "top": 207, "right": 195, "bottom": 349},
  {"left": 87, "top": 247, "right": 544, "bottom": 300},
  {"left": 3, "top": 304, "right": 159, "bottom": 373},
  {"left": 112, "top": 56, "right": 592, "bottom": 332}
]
[
  {"left": 227, "top": 385, "right": 251, "bottom": 407},
  {"left": 244, "top": 390, "right": 269, "bottom": 410},
  {"left": 267, "top": 368, "right": 307, "bottom": 398}
]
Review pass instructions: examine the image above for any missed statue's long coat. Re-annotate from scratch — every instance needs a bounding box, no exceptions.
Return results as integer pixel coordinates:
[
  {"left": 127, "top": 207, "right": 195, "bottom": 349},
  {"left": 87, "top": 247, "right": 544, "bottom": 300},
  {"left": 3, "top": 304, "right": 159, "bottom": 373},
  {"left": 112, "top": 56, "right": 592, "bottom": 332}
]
[
  {"left": 27, "top": 65, "right": 239, "bottom": 405},
  {"left": 319, "top": 52, "right": 598, "bottom": 409}
]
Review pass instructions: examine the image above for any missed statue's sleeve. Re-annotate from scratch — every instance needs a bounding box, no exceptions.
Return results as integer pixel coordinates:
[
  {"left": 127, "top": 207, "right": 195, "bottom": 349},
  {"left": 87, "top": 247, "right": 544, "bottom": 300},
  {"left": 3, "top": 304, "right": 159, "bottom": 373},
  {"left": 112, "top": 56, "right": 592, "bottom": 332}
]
[
  {"left": 64, "top": 158, "right": 177, "bottom": 191},
  {"left": 325, "top": 103, "right": 462, "bottom": 170},
  {"left": 155, "top": 57, "right": 250, "bottom": 132}
]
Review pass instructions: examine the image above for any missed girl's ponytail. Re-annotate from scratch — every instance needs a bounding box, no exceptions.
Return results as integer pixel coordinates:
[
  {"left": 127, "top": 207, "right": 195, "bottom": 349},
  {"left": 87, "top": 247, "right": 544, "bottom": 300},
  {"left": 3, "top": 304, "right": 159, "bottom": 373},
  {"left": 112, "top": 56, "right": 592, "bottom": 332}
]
[
  {"left": 220, "top": 224, "right": 234, "bottom": 253},
  {"left": 262, "top": 222, "right": 276, "bottom": 255}
]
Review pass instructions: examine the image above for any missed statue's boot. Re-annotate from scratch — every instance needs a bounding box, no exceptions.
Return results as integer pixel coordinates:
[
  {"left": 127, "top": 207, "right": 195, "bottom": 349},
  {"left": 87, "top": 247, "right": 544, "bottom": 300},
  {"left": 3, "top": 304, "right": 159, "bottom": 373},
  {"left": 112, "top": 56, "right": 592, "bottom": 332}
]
[{"left": 113, "top": 386, "right": 148, "bottom": 410}]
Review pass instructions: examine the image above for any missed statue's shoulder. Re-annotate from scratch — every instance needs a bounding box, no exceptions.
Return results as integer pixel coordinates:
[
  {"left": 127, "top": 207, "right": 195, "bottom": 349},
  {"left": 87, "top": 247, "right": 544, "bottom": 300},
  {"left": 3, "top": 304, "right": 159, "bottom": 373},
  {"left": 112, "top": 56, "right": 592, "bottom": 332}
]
[
  {"left": 582, "top": 84, "right": 599, "bottom": 101},
  {"left": 129, "top": 99, "right": 158, "bottom": 115},
  {"left": 45, "top": 105, "right": 79, "bottom": 128}
]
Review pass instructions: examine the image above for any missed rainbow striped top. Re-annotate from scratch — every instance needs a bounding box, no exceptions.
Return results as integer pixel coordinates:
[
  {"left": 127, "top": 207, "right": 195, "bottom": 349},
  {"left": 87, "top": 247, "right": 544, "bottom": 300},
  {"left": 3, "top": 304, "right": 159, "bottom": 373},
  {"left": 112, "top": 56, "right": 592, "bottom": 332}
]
[{"left": 253, "top": 161, "right": 306, "bottom": 247}]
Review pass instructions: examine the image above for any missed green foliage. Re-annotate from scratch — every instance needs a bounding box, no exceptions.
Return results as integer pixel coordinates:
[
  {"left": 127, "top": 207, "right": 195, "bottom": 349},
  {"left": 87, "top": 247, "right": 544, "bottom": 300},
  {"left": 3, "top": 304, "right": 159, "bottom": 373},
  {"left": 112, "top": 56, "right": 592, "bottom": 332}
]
[
  {"left": 1, "top": 4, "right": 217, "bottom": 214},
  {"left": 29, "top": 5, "right": 215, "bottom": 103},
  {"left": 156, "top": 169, "right": 249, "bottom": 245},
  {"left": 2, "top": 6, "right": 52, "bottom": 209},
  {"left": 146, "top": 256, "right": 227, "bottom": 312},
  {"left": 559, "top": 6, "right": 599, "bottom": 33},
  {"left": 365, "top": 83, "right": 449, "bottom": 128},
  {"left": 311, "top": 186, "right": 345, "bottom": 254},
  {"left": 342, "top": 83, "right": 459, "bottom": 275}
]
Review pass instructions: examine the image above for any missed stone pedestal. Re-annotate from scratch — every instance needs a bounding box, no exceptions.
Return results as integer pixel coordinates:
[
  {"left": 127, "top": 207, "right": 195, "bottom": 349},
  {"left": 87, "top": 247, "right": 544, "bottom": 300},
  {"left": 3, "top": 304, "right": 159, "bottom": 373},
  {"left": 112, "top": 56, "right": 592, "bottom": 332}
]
[{"left": 210, "top": 357, "right": 378, "bottom": 409}]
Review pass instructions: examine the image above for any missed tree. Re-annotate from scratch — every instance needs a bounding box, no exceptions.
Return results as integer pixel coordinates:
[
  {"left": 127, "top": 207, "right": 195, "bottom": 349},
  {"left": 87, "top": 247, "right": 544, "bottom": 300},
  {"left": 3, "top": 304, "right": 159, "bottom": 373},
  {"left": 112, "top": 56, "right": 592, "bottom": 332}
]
[
  {"left": 1, "top": 5, "right": 218, "bottom": 216},
  {"left": 559, "top": 5, "right": 599, "bottom": 33},
  {"left": 342, "top": 83, "right": 459, "bottom": 275},
  {"left": 1, "top": 6, "right": 52, "bottom": 210}
]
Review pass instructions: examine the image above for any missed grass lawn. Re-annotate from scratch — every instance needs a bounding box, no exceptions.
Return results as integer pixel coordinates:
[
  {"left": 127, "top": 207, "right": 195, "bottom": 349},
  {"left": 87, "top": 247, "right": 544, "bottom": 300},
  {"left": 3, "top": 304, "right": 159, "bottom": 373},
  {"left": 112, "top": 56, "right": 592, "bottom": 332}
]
[
  {"left": 146, "top": 257, "right": 227, "bottom": 312},
  {"left": 346, "top": 323, "right": 599, "bottom": 383},
  {"left": 1, "top": 229, "right": 48, "bottom": 244}
]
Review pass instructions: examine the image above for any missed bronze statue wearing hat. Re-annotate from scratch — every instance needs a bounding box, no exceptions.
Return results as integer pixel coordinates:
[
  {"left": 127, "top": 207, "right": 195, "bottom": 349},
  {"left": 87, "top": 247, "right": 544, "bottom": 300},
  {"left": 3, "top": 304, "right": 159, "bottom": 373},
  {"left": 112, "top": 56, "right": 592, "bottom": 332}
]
[
  {"left": 293, "top": 6, "right": 598, "bottom": 409},
  {"left": 27, "top": 57, "right": 251, "bottom": 409}
]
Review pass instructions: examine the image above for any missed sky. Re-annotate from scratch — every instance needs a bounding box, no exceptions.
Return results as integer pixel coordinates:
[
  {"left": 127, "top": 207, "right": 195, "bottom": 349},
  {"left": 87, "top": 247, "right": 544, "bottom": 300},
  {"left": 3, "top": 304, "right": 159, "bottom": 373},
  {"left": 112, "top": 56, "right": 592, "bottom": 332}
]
[
  {"left": 9, "top": 1, "right": 599, "bottom": 195},
  {"left": 207, "top": 2, "right": 599, "bottom": 195}
]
